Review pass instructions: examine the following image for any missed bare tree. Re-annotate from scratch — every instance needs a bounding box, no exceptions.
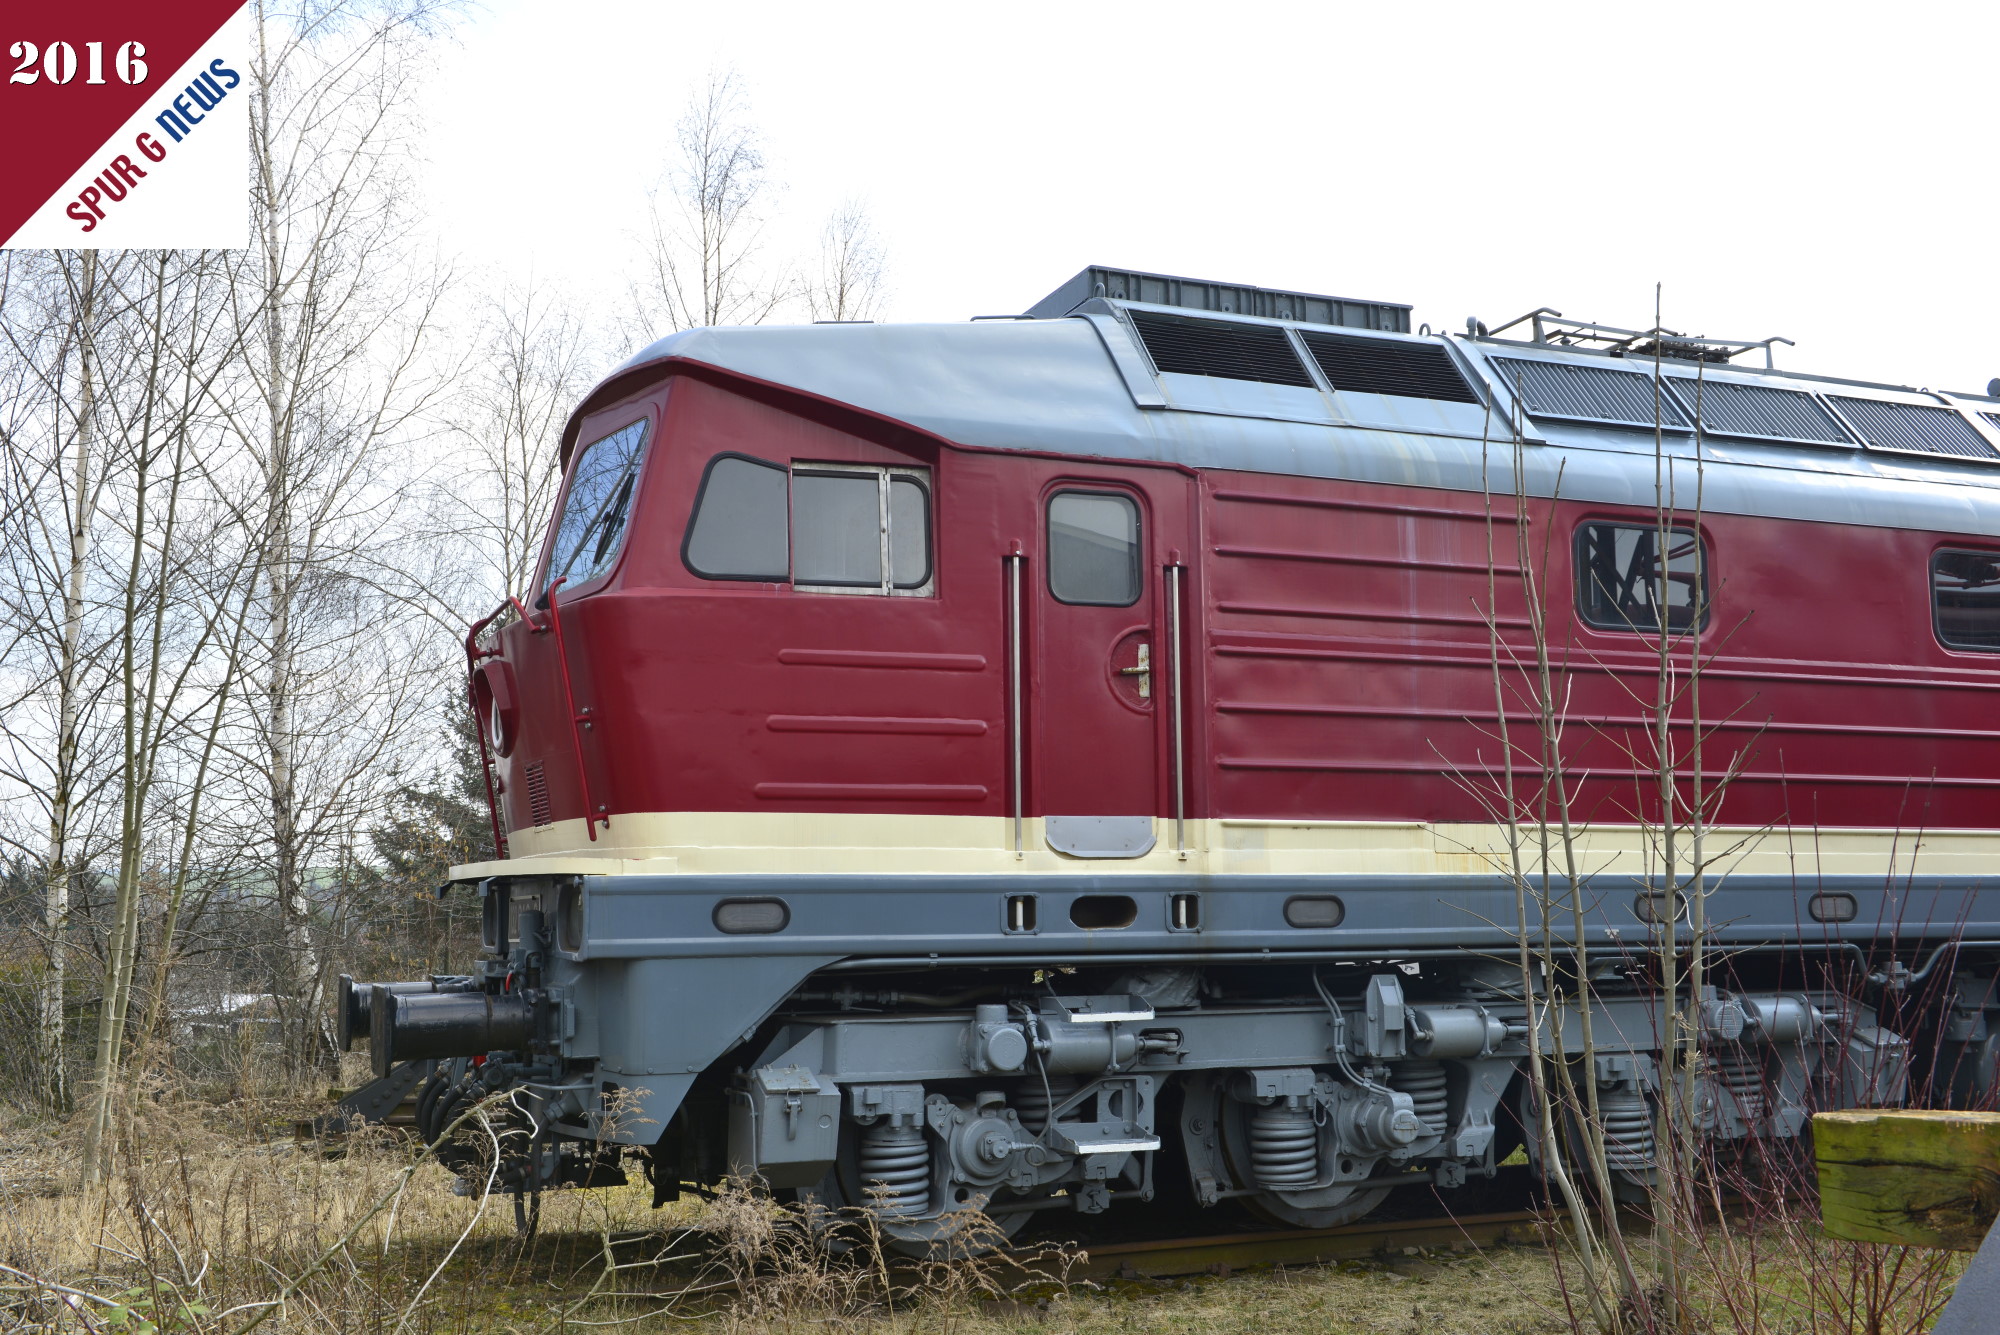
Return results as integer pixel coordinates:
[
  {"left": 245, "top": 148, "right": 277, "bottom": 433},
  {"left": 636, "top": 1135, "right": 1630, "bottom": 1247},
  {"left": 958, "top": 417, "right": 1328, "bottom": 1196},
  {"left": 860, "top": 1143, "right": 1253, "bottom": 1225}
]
[
  {"left": 71, "top": 247, "right": 253, "bottom": 1187},
  {"left": 631, "top": 67, "right": 790, "bottom": 333},
  {"left": 442, "top": 280, "right": 595, "bottom": 604},
  {"left": 226, "top": 0, "right": 452, "bottom": 1068},
  {"left": 0, "top": 251, "right": 111, "bottom": 1113},
  {"left": 804, "top": 199, "right": 887, "bottom": 323}
]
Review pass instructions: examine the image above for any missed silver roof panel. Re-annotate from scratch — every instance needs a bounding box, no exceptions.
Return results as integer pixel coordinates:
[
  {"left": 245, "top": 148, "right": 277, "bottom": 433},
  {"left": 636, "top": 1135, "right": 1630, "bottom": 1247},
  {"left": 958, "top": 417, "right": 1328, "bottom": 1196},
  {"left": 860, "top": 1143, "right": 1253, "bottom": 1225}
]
[{"left": 589, "top": 310, "right": 2000, "bottom": 540}]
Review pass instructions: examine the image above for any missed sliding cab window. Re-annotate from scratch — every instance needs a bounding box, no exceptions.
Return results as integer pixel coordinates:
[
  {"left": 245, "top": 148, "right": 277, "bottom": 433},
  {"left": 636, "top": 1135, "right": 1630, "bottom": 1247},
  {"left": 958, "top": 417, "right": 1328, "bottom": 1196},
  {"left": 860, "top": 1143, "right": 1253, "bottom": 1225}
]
[
  {"left": 1048, "top": 491, "right": 1141, "bottom": 606},
  {"left": 1575, "top": 522, "right": 1709, "bottom": 633},
  {"left": 683, "top": 454, "right": 933, "bottom": 595},
  {"left": 1934, "top": 549, "right": 2000, "bottom": 651},
  {"left": 545, "top": 419, "right": 650, "bottom": 591}
]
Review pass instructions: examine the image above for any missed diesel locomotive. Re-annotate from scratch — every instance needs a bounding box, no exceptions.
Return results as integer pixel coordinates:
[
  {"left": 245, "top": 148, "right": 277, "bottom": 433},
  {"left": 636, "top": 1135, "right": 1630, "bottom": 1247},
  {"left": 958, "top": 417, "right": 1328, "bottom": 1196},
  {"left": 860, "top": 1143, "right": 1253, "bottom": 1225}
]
[{"left": 337, "top": 266, "right": 2000, "bottom": 1242}]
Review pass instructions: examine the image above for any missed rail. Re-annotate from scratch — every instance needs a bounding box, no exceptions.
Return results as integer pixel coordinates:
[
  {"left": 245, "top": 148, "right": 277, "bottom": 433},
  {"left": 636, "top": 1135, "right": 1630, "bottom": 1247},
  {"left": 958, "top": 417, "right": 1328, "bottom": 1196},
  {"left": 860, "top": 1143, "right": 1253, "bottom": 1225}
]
[{"left": 1061, "top": 1208, "right": 1543, "bottom": 1282}]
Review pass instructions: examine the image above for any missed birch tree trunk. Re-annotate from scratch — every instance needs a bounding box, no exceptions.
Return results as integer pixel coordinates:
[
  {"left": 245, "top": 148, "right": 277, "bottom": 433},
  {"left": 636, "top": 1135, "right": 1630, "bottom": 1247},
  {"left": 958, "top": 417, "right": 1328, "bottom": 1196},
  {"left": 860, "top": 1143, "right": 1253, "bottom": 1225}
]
[
  {"left": 233, "top": 0, "right": 447, "bottom": 1067},
  {"left": 79, "top": 259, "right": 167, "bottom": 1187},
  {"left": 37, "top": 252, "right": 99, "bottom": 1114}
]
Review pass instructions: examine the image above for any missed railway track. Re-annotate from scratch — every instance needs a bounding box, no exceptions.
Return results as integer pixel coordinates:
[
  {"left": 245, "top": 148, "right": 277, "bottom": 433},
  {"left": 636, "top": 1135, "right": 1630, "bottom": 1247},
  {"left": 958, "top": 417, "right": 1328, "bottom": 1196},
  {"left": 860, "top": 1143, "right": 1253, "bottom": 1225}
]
[
  {"left": 306, "top": 1091, "right": 1550, "bottom": 1287},
  {"left": 1057, "top": 1208, "right": 1547, "bottom": 1282}
]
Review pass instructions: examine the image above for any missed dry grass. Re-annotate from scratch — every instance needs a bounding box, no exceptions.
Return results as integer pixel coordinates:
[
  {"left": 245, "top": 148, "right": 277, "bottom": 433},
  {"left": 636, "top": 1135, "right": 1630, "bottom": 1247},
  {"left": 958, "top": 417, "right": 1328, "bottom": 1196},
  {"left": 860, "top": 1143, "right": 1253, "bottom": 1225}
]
[
  {"left": 0, "top": 1088, "right": 1574, "bottom": 1335},
  {"left": 0, "top": 1089, "right": 1968, "bottom": 1334}
]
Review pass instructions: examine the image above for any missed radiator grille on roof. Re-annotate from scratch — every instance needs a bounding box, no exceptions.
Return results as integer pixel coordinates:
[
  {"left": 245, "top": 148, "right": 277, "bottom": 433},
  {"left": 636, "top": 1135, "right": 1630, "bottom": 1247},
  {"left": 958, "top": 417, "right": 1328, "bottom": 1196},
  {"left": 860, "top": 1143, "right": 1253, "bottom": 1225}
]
[
  {"left": 1829, "top": 397, "right": 1999, "bottom": 461},
  {"left": 1665, "top": 378, "right": 1854, "bottom": 446},
  {"left": 1489, "top": 356, "right": 1692, "bottom": 430},
  {"left": 1299, "top": 331, "right": 1479, "bottom": 403},
  {"left": 1129, "top": 310, "right": 1315, "bottom": 387}
]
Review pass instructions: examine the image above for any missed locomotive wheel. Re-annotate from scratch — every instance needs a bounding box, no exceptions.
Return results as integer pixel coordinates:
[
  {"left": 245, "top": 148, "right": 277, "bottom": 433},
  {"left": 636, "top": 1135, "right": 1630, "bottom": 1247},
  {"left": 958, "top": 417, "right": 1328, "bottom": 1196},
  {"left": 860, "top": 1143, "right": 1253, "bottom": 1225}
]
[
  {"left": 1238, "top": 1165, "right": 1392, "bottom": 1229},
  {"left": 785, "top": 1128, "right": 1034, "bottom": 1260},
  {"left": 1180, "top": 1073, "right": 1390, "bottom": 1230},
  {"left": 1941, "top": 1030, "right": 2000, "bottom": 1109},
  {"left": 1511, "top": 1069, "right": 1652, "bottom": 1204}
]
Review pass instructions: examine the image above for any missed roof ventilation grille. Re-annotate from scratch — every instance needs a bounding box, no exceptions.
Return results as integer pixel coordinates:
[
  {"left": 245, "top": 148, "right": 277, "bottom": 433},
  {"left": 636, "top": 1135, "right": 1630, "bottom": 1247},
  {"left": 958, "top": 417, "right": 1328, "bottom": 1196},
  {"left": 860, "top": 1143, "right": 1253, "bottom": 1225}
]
[
  {"left": 1129, "top": 310, "right": 1316, "bottom": 387},
  {"left": 1300, "top": 331, "right": 1478, "bottom": 404},
  {"left": 1490, "top": 356, "right": 1691, "bottom": 430},
  {"left": 1666, "top": 379, "right": 1853, "bottom": 445},
  {"left": 1830, "top": 397, "right": 1998, "bottom": 461},
  {"left": 1026, "top": 265, "right": 1410, "bottom": 331}
]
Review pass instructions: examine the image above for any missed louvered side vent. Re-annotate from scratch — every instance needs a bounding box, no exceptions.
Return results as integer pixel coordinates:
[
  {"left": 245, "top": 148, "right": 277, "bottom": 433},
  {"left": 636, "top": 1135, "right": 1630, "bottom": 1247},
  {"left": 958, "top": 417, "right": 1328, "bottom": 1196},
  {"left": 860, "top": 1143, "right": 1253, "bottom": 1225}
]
[
  {"left": 1489, "top": 357, "right": 1691, "bottom": 430},
  {"left": 1298, "top": 331, "right": 1479, "bottom": 403},
  {"left": 1829, "top": 397, "right": 1999, "bottom": 461},
  {"left": 1665, "top": 378, "right": 1854, "bottom": 445},
  {"left": 525, "top": 761, "right": 553, "bottom": 827},
  {"left": 1128, "top": 310, "right": 1315, "bottom": 386}
]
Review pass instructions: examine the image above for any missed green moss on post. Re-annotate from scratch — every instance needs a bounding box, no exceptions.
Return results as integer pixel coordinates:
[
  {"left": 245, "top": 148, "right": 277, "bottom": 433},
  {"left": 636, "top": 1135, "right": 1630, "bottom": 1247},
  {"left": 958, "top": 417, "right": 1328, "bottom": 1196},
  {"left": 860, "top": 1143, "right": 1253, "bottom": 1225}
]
[{"left": 1815, "top": 1109, "right": 2000, "bottom": 1251}]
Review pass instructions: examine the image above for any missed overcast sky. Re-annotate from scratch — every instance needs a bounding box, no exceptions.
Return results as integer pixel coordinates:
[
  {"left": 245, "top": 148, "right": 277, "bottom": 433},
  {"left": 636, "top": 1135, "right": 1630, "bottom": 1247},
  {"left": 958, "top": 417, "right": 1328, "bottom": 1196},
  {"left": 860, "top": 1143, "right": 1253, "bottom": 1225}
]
[{"left": 418, "top": 0, "right": 2000, "bottom": 395}]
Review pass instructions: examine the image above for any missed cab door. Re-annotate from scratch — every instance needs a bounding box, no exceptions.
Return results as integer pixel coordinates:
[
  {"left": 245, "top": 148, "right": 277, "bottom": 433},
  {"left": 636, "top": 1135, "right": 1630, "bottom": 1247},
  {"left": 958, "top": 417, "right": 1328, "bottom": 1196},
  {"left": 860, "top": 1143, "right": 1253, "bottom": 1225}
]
[{"left": 1032, "top": 474, "right": 1182, "bottom": 858}]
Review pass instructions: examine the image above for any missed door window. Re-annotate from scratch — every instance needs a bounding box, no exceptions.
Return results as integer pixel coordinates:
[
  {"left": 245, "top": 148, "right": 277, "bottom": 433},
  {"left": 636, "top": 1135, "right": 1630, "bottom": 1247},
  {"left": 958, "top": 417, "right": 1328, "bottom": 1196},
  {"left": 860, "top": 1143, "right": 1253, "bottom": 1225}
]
[{"left": 1048, "top": 491, "right": 1140, "bottom": 606}]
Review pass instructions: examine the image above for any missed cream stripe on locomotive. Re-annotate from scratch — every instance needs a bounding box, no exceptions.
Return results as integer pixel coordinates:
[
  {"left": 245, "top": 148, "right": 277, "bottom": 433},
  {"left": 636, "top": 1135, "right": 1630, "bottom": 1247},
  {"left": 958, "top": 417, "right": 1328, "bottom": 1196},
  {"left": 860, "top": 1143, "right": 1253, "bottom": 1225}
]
[{"left": 451, "top": 811, "right": 2000, "bottom": 882}]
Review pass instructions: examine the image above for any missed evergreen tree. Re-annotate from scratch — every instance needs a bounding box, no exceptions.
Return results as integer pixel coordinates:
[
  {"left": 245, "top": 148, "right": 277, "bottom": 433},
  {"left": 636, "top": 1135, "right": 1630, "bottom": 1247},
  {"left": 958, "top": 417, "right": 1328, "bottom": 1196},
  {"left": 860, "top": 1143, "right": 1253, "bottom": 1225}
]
[{"left": 353, "top": 693, "right": 490, "bottom": 975}]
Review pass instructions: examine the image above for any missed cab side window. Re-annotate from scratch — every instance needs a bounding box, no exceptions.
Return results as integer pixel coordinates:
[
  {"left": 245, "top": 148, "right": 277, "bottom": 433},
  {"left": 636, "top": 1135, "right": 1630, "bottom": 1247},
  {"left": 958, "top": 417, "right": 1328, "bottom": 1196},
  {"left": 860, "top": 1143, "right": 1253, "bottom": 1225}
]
[
  {"left": 684, "top": 454, "right": 789, "bottom": 580},
  {"left": 1575, "top": 521, "right": 1708, "bottom": 632},
  {"left": 1934, "top": 549, "right": 2000, "bottom": 651},
  {"left": 683, "top": 454, "right": 932, "bottom": 595},
  {"left": 546, "top": 419, "right": 650, "bottom": 590}
]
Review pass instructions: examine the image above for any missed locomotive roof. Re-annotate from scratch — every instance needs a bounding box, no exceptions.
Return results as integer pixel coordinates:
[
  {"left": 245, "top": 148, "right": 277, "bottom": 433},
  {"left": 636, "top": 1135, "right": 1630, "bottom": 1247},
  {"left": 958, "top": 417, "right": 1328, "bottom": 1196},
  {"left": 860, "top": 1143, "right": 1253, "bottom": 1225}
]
[{"left": 569, "top": 297, "right": 2000, "bottom": 540}]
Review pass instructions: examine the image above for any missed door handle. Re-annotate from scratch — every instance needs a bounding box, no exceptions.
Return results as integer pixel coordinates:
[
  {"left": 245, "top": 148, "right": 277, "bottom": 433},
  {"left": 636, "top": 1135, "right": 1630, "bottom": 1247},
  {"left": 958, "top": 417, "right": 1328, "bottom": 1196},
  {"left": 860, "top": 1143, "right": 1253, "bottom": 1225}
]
[{"left": 1116, "top": 643, "right": 1152, "bottom": 698}]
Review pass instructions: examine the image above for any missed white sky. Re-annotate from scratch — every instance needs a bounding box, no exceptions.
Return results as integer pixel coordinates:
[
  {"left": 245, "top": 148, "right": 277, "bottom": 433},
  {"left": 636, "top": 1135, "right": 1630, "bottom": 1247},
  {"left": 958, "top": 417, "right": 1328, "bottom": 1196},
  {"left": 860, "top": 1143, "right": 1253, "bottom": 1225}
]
[{"left": 419, "top": 0, "right": 2000, "bottom": 395}]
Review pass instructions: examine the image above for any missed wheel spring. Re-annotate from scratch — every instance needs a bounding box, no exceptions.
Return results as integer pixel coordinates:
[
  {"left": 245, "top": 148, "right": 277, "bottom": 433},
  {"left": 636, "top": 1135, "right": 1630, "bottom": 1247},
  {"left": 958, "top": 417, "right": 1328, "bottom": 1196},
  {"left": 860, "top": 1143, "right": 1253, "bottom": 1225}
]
[
  {"left": 1389, "top": 1060, "right": 1450, "bottom": 1139},
  {"left": 1012, "top": 1075, "right": 1078, "bottom": 1135},
  {"left": 1249, "top": 1102, "right": 1319, "bottom": 1189},
  {"left": 1714, "top": 1046, "right": 1767, "bottom": 1122},
  {"left": 857, "top": 1121, "right": 931, "bottom": 1217},
  {"left": 1598, "top": 1088, "right": 1655, "bottom": 1170}
]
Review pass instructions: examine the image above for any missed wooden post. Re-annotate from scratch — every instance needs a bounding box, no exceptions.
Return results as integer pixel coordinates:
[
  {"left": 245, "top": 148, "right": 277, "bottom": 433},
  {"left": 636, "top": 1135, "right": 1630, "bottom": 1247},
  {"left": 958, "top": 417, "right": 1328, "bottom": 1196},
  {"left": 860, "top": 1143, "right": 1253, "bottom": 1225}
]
[{"left": 1815, "top": 1109, "right": 2000, "bottom": 1251}]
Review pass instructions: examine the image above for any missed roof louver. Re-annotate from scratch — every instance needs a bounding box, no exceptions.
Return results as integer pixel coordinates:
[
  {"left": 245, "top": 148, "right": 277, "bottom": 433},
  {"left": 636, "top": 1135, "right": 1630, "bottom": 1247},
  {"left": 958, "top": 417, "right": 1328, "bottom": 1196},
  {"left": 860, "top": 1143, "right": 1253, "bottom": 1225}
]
[
  {"left": 1129, "top": 310, "right": 1316, "bottom": 387},
  {"left": 1665, "top": 378, "right": 1854, "bottom": 446},
  {"left": 1299, "top": 331, "right": 1479, "bottom": 404},
  {"left": 1828, "top": 397, "right": 1999, "bottom": 462},
  {"left": 1489, "top": 357, "right": 1692, "bottom": 430}
]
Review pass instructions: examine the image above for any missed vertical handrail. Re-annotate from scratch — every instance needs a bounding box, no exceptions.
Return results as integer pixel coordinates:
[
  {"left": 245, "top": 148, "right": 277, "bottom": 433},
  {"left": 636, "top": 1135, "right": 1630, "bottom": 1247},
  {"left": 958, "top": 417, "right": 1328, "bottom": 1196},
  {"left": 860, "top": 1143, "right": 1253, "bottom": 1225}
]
[
  {"left": 542, "top": 577, "right": 602, "bottom": 841},
  {"left": 1006, "top": 552, "right": 1024, "bottom": 859},
  {"left": 1166, "top": 563, "right": 1186, "bottom": 860},
  {"left": 463, "top": 603, "right": 509, "bottom": 861}
]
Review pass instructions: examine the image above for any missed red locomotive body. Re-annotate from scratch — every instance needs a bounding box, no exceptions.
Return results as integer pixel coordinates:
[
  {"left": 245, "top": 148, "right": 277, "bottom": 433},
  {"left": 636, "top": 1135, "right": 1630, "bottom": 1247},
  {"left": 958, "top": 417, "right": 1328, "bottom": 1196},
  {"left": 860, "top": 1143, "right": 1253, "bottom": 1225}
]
[
  {"left": 473, "top": 340, "right": 2000, "bottom": 864},
  {"left": 346, "top": 269, "right": 2000, "bottom": 1240}
]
